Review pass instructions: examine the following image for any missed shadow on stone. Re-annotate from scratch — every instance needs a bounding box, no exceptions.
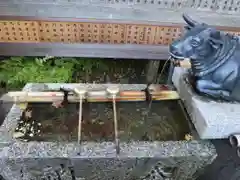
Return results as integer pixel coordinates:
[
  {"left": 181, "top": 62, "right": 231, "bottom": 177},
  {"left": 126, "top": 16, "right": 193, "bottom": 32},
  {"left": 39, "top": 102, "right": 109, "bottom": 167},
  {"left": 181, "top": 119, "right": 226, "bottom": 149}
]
[{"left": 0, "top": 101, "right": 13, "bottom": 127}]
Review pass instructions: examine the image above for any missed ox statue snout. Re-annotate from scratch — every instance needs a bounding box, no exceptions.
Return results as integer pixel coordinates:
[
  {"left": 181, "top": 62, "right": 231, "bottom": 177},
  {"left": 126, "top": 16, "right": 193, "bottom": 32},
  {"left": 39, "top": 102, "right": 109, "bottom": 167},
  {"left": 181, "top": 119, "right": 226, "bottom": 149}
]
[{"left": 169, "top": 39, "right": 185, "bottom": 59}]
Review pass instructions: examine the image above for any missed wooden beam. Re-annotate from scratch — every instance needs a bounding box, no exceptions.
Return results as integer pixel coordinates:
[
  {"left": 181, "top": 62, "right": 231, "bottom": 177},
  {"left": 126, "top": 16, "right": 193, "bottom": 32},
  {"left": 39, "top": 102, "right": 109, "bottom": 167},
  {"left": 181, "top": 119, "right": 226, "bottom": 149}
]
[
  {"left": 146, "top": 60, "right": 161, "bottom": 83},
  {"left": 1, "top": 4, "right": 240, "bottom": 28},
  {"left": 0, "top": 43, "right": 169, "bottom": 59},
  {"left": 0, "top": 15, "right": 239, "bottom": 31},
  {"left": 0, "top": 15, "right": 182, "bottom": 27}
]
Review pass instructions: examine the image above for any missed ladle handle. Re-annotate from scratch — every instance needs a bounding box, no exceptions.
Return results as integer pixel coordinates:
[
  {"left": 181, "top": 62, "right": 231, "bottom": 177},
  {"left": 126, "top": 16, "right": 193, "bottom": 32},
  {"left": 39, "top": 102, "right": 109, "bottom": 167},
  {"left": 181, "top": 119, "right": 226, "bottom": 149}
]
[
  {"left": 112, "top": 96, "right": 120, "bottom": 154},
  {"left": 78, "top": 97, "right": 83, "bottom": 145},
  {"left": 106, "top": 86, "right": 120, "bottom": 154}
]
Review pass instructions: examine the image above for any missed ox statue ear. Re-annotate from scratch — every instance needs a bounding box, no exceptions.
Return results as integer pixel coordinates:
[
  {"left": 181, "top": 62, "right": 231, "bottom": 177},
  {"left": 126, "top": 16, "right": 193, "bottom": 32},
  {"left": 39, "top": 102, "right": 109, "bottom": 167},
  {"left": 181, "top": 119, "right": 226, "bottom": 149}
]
[
  {"left": 209, "top": 30, "right": 223, "bottom": 49},
  {"left": 201, "top": 23, "right": 208, "bottom": 26},
  {"left": 210, "top": 30, "right": 221, "bottom": 39},
  {"left": 182, "top": 13, "right": 198, "bottom": 27},
  {"left": 184, "top": 25, "right": 191, "bottom": 30}
]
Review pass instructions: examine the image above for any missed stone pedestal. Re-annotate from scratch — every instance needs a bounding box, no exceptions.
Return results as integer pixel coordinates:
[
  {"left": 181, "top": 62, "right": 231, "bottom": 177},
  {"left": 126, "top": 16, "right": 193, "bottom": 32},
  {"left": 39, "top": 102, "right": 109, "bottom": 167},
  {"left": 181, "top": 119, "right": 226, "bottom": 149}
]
[
  {"left": 0, "top": 83, "right": 216, "bottom": 180},
  {"left": 172, "top": 67, "right": 240, "bottom": 139}
]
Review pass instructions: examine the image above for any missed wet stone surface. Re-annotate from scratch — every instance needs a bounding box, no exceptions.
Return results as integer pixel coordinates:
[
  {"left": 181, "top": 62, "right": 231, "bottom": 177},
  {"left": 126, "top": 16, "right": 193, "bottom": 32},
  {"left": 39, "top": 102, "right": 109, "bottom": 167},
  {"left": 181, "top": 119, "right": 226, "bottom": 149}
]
[{"left": 0, "top": 83, "right": 217, "bottom": 180}]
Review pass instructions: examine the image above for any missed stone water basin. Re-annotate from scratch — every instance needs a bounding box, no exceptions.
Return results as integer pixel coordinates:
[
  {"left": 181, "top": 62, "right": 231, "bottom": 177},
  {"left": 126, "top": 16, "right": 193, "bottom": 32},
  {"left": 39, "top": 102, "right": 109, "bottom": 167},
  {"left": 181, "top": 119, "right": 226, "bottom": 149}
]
[{"left": 0, "top": 83, "right": 216, "bottom": 180}]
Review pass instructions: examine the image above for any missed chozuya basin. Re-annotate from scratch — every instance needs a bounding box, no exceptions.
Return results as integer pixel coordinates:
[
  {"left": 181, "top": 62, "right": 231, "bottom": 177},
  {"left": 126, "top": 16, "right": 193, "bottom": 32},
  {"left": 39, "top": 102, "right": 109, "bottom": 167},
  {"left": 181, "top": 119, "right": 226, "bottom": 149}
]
[{"left": 0, "top": 83, "right": 216, "bottom": 180}]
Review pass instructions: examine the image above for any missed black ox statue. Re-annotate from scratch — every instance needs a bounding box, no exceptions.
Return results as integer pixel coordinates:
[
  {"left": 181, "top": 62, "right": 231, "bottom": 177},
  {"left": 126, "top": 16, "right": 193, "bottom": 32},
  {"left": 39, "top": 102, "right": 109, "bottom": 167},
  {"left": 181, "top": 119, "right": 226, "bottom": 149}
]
[{"left": 169, "top": 14, "right": 240, "bottom": 102}]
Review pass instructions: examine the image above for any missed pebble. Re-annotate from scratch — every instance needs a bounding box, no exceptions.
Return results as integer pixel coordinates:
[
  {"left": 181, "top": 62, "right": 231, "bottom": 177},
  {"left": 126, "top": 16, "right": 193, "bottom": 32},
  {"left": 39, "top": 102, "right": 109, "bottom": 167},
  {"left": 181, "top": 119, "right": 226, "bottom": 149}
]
[
  {"left": 98, "top": 121, "right": 104, "bottom": 125},
  {"left": 185, "top": 134, "right": 193, "bottom": 141},
  {"left": 13, "top": 132, "right": 25, "bottom": 138}
]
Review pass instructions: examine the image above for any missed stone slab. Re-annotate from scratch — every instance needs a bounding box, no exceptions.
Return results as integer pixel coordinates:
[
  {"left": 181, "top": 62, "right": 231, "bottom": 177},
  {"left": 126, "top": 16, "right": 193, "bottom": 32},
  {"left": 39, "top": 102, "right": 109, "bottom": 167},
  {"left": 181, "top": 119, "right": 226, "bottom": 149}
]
[
  {"left": 0, "top": 83, "right": 217, "bottom": 180},
  {"left": 172, "top": 67, "right": 240, "bottom": 139}
]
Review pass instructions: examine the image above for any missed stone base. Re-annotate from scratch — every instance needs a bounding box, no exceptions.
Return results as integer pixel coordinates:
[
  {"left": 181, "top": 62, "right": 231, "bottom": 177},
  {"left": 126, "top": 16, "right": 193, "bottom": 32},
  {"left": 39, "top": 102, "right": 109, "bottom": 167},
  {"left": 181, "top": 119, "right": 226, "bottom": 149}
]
[
  {"left": 0, "top": 83, "right": 216, "bottom": 180},
  {"left": 172, "top": 67, "right": 240, "bottom": 139}
]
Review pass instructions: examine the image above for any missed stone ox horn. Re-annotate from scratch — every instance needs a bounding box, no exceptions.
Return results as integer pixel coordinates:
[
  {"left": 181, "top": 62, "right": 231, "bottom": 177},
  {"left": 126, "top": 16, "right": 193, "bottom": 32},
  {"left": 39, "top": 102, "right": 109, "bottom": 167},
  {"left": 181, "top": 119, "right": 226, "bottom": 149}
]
[{"left": 182, "top": 13, "right": 199, "bottom": 27}]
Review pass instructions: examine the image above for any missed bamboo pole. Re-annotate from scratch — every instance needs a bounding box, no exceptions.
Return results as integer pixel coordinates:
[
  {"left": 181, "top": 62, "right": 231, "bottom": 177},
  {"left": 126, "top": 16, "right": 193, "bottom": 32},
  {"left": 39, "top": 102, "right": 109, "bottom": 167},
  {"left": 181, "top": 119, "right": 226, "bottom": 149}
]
[{"left": 1, "top": 88, "right": 180, "bottom": 103}]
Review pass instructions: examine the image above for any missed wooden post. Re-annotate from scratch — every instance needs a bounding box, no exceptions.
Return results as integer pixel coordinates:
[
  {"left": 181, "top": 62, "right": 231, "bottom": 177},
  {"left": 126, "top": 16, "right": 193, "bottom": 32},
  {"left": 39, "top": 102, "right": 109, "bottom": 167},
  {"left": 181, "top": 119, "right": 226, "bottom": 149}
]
[{"left": 146, "top": 60, "right": 161, "bottom": 84}]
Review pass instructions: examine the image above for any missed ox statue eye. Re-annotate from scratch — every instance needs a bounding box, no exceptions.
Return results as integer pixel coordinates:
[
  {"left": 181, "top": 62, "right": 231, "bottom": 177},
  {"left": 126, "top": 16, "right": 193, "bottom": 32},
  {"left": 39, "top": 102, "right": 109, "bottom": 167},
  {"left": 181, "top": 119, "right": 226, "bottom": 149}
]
[{"left": 191, "top": 37, "right": 201, "bottom": 47}]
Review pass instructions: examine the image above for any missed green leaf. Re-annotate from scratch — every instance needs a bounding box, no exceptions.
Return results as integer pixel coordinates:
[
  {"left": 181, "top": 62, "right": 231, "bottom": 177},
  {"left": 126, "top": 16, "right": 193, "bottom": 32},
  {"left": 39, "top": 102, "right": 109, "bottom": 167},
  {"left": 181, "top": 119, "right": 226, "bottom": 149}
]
[{"left": 0, "top": 56, "right": 110, "bottom": 89}]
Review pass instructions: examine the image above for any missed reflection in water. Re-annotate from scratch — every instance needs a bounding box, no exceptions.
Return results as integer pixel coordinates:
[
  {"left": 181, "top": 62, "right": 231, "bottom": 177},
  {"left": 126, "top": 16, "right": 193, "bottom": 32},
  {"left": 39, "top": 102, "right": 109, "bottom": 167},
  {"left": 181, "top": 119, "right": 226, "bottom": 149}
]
[{"left": 14, "top": 100, "right": 191, "bottom": 142}]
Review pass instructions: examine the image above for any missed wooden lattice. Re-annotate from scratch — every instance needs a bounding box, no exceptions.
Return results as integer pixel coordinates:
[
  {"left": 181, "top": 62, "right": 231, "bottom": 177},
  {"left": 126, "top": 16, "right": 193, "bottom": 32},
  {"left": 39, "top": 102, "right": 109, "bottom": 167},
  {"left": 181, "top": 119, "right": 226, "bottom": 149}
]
[
  {"left": 0, "top": 20, "right": 240, "bottom": 45},
  {"left": 0, "top": 21, "right": 182, "bottom": 45},
  {"left": 0, "top": 21, "right": 39, "bottom": 42}
]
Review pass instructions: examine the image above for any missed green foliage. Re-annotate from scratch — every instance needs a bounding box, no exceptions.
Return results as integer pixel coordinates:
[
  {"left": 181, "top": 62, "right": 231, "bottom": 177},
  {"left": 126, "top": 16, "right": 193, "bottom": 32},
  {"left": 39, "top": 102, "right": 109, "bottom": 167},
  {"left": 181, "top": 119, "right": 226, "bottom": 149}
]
[
  {"left": 0, "top": 56, "right": 108, "bottom": 89},
  {"left": 74, "top": 58, "right": 108, "bottom": 74}
]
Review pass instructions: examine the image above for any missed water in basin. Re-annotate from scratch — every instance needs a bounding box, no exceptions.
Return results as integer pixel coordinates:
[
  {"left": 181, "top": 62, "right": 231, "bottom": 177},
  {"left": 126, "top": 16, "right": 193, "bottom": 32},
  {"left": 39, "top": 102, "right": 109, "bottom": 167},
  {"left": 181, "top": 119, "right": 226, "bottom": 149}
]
[{"left": 14, "top": 100, "right": 191, "bottom": 142}]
